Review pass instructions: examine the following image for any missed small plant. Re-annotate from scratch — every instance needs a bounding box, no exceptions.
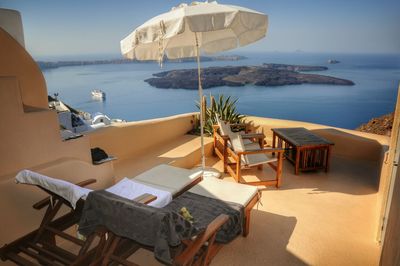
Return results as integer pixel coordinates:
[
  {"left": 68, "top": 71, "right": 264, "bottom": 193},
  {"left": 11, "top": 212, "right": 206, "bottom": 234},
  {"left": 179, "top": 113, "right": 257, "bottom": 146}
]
[{"left": 196, "top": 94, "right": 245, "bottom": 135}]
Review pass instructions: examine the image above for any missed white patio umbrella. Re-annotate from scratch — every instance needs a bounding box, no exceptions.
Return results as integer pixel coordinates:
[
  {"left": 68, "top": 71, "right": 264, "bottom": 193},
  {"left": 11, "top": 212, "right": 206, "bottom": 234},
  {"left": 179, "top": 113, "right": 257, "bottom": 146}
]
[{"left": 120, "top": 1, "right": 268, "bottom": 171}]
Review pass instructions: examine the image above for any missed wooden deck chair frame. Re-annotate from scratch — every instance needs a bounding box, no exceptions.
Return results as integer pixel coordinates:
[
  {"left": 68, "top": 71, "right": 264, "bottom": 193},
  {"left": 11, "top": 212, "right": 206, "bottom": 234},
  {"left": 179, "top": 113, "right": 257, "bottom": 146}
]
[
  {"left": 88, "top": 214, "right": 229, "bottom": 266},
  {"left": 226, "top": 144, "right": 285, "bottom": 188},
  {"left": 0, "top": 171, "right": 204, "bottom": 265},
  {"left": 213, "top": 124, "right": 265, "bottom": 173},
  {"left": 0, "top": 179, "right": 99, "bottom": 266},
  {"left": 0, "top": 179, "right": 163, "bottom": 266}
]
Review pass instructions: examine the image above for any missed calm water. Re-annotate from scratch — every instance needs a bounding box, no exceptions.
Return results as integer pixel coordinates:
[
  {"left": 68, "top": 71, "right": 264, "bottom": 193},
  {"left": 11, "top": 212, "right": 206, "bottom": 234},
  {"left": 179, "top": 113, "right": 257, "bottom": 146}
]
[{"left": 43, "top": 52, "right": 400, "bottom": 129}]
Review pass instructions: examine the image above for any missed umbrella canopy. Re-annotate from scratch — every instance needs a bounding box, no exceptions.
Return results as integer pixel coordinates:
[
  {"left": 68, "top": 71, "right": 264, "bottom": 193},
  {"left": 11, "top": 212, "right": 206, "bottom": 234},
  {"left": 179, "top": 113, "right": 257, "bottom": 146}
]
[
  {"left": 121, "top": 1, "right": 268, "bottom": 61},
  {"left": 120, "top": 1, "right": 268, "bottom": 170}
]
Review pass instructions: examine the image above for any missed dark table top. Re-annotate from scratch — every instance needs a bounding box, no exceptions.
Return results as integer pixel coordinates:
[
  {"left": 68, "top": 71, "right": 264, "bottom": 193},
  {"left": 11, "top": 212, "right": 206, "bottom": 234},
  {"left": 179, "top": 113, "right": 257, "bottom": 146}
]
[{"left": 272, "top": 127, "right": 334, "bottom": 147}]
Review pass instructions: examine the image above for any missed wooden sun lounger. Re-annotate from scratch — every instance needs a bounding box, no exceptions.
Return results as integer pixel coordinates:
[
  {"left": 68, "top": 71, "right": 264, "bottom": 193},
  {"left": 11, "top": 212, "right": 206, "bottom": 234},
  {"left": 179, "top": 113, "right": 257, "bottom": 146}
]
[
  {"left": 0, "top": 166, "right": 203, "bottom": 265},
  {"left": 0, "top": 178, "right": 160, "bottom": 266},
  {"left": 0, "top": 179, "right": 98, "bottom": 265},
  {"left": 132, "top": 164, "right": 260, "bottom": 237},
  {"left": 89, "top": 214, "right": 229, "bottom": 266}
]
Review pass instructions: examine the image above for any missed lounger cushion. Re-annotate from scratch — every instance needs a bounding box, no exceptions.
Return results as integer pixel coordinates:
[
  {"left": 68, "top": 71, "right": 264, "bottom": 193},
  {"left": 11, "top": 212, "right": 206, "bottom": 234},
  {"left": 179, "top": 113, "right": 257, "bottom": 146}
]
[
  {"left": 189, "top": 178, "right": 258, "bottom": 207},
  {"left": 106, "top": 178, "right": 172, "bottom": 208},
  {"left": 130, "top": 164, "right": 202, "bottom": 195}
]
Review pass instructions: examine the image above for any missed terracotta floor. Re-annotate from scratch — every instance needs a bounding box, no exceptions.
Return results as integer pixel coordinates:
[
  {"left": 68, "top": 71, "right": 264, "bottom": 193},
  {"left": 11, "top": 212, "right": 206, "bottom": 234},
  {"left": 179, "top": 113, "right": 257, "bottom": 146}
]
[{"left": 130, "top": 155, "right": 382, "bottom": 266}]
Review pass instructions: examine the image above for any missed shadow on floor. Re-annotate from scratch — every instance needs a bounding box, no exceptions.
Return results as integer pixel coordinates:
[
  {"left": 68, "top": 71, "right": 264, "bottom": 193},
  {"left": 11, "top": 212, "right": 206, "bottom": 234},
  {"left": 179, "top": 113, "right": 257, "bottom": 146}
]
[
  {"left": 214, "top": 209, "right": 307, "bottom": 266},
  {"left": 209, "top": 154, "right": 381, "bottom": 196}
]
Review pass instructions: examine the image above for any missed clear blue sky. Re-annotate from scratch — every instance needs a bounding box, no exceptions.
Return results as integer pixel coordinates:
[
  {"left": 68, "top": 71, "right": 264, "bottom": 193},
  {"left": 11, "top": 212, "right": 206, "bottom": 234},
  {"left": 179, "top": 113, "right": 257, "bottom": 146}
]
[{"left": 1, "top": 0, "right": 399, "bottom": 59}]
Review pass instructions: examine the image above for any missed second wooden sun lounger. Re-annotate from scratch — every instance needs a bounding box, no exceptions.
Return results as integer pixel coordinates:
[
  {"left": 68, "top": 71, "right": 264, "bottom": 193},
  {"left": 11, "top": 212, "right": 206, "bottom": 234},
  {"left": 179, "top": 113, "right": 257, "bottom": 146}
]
[
  {"left": 78, "top": 190, "right": 231, "bottom": 265},
  {"left": 129, "top": 164, "right": 260, "bottom": 237}
]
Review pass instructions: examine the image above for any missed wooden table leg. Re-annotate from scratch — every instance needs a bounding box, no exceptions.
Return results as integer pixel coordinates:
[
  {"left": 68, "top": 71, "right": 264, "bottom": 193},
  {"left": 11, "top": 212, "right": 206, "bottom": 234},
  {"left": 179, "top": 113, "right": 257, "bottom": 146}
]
[
  {"left": 325, "top": 146, "right": 332, "bottom": 172},
  {"left": 295, "top": 147, "right": 301, "bottom": 175},
  {"left": 272, "top": 132, "right": 276, "bottom": 148},
  {"left": 272, "top": 132, "right": 276, "bottom": 156}
]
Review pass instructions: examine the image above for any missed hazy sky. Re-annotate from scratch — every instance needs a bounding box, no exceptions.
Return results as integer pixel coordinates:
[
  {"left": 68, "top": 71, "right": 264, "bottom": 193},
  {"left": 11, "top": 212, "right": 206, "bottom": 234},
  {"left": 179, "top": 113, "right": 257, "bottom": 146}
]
[{"left": 1, "top": 0, "right": 400, "bottom": 59}]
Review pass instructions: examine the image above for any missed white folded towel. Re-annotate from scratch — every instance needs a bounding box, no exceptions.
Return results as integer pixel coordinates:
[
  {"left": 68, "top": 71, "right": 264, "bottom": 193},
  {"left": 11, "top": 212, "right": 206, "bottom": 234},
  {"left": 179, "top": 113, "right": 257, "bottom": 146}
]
[
  {"left": 15, "top": 170, "right": 92, "bottom": 209},
  {"left": 15, "top": 170, "right": 173, "bottom": 209}
]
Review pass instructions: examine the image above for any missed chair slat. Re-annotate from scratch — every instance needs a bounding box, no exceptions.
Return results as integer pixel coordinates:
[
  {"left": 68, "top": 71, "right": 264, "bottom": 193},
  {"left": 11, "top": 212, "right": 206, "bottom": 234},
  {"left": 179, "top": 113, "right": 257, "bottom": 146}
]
[
  {"left": 19, "top": 246, "right": 61, "bottom": 266},
  {"left": 27, "top": 243, "right": 72, "bottom": 265},
  {"left": 44, "top": 226, "right": 85, "bottom": 246},
  {"left": 5, "top": 252, "right": 38, "bottom": 266}
]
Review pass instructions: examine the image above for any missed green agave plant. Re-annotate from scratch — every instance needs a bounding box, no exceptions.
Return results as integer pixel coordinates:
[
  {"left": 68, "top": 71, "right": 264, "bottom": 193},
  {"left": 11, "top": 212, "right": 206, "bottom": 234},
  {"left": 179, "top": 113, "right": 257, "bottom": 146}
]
[{"left": 196, "top": 94, "right": 245, "bottom": 136}]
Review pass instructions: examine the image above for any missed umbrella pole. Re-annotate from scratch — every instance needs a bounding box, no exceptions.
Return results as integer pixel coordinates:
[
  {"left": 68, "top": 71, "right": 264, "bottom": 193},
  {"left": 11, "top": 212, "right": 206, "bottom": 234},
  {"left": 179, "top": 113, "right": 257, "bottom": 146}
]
[{"left": 195, "top": 33, "right": 205, "bottom": 171}]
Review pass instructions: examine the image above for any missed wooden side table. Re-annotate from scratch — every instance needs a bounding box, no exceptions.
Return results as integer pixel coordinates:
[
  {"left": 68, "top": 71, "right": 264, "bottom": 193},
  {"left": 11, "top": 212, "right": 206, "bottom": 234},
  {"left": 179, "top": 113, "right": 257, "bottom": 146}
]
[{"left": 272, "top": 127, "right": 334, "bottom": 175}]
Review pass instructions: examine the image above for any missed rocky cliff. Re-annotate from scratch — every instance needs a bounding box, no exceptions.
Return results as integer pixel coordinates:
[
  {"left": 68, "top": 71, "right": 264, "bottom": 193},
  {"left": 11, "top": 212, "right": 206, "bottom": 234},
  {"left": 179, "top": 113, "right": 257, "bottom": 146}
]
[{"left": 356, "top": 112, "right": 394, "bottom": 136}]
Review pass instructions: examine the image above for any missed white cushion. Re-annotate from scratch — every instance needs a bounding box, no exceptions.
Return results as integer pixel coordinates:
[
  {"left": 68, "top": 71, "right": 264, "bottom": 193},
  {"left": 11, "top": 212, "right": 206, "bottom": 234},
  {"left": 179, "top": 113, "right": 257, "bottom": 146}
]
[
  {"left": 230, "top": 134, "right": 252, "bottom": 165},
  {"left": 230, "top": 135, "right": 277, "bottom": 167},
  {"left": 244, "top": 142, "right": 261, "bottom": 150},
  {"left": 106, "top": 178, "right": 172, "bottom": 208},
  {"left": 216, "top": 115, "right": 231, "bottom": 136},
  {"left": 228, "top": 138, "right": 257, "bottom": 149},
  {"left": 130, "top": 164, "right": 202, "bottom": 195},
  {"left": 245, "top": 153, "right": 277, "bottom": 167},
  {"left": 230, "top": 133, "right": 246, "bottom": 152},
  {"left": 216, "top": 115, "right": 256, "bottom": 147},
  {"left": 189, "top": 178, "right": 258, "bottom": 207},
  {"left": 242, "top": 138, "right": 254, "bottom": 145}
]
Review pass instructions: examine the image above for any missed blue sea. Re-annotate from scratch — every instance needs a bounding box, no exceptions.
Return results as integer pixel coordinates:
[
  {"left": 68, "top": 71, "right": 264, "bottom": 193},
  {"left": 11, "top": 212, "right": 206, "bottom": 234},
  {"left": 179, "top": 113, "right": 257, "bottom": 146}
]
[{"left": 42, "top": 52, "right": 400, "bottom": 129}]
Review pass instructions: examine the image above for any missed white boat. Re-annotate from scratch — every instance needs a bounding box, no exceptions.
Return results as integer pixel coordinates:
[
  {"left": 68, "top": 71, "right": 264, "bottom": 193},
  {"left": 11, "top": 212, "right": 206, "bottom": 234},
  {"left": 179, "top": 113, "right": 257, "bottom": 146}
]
[
  {"left": 91, "top": 89, "right": 106, "bottom": 99},
  {"left": 328, "top": 59, "right": 340, "bottom": 64}
]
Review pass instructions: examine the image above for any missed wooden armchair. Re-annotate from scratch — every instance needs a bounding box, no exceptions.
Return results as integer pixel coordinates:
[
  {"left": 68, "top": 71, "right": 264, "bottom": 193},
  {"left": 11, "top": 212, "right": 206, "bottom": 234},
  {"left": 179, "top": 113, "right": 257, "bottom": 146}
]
[
  {"left": 213, "top": 119, "right": 266, "bottom": 173},
  {"left": 226, "top": 134, "right": 285, "bottom": 188}
]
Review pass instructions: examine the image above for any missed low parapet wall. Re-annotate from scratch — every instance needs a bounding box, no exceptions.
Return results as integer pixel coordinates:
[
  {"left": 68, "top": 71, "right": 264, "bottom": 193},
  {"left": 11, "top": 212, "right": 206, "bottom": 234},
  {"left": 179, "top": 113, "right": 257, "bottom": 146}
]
[
  {"left": 87, "top": 113, "right": 197, "bottom": 160},
  {"left": 245, "top": 116, "right": 389, "bottom": 162}
]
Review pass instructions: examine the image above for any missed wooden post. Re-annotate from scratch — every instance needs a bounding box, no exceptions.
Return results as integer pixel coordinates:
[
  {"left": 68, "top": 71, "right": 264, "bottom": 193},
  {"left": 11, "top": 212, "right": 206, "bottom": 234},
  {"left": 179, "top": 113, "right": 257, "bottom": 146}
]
[
  {"left": 236, "top": 155, "right": 242, "bottom": 183},
  {"left": 223, "top": 137, "right": 228, "bottom": 173},
  {"left": 377, "top": 84, "right": 400, "bottom": 245},
  {"left": 276, "top": 151, "right": 283, "bottom": 188},
  {"left": 325, "top": 146, "right": 331, "bottom": 172},
  {"left": 295, "top": 147, "right": 301, "bottom": 175},
  {"left": 272, "top": 132, "right": 276, "bottom": 156},
  {"left": 202, "top": 95, "right": 207, "bottom": 123}
]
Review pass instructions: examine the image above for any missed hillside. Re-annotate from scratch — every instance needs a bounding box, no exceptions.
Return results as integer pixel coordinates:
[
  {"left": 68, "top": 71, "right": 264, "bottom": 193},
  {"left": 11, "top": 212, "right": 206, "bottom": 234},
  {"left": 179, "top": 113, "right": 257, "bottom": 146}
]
[{"left": 356, "top": 112, "right": 394, "bottom": 136}]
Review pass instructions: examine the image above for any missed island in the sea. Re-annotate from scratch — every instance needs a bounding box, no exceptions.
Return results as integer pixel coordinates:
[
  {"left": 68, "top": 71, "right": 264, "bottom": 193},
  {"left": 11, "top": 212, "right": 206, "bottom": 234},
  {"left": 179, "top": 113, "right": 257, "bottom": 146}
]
[
  {"left": 36, "top": 55, "right": 247, "bottom": 70},
  {"left": 145, "top": 63, "right": 355, "bottom": 89}
]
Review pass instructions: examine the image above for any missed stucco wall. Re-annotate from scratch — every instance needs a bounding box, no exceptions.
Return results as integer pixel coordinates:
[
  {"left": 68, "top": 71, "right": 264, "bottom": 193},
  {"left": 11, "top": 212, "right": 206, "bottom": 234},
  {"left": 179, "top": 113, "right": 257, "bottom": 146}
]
[
  {"left": 0, "top": 26, "right": 109, "bottom": 179},
  {"left": 245, "top": 116, "right": 389, "bottom": 162},
  {"left": 0, "top": 9, "right": 24, "bottom": 47},
  {"left": 87, "top": 113, "right": 196, "bottom": 160},
  {"left": 0, "top": 28, "right": 47, "bottom": 109},
  {"left": 0, "top": 18, "right": 115, "bottom": 248}
]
